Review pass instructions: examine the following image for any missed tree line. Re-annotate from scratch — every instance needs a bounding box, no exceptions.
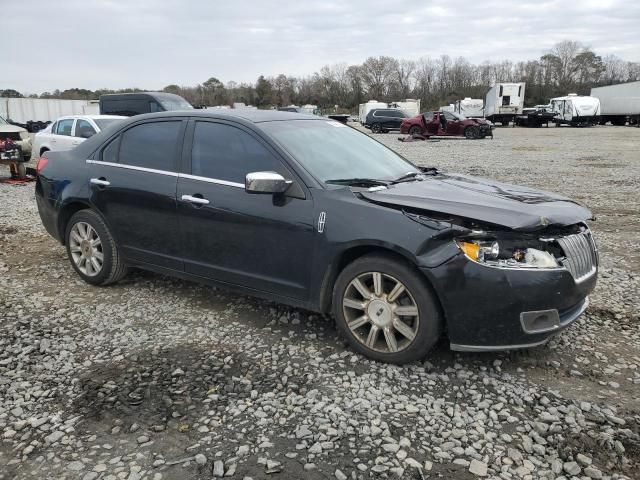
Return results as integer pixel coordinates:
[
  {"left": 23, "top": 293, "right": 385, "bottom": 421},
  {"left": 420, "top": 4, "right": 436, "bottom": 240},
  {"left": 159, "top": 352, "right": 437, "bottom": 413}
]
[{"left": 3, "top": 41, "right": 638, "bottom": 112}]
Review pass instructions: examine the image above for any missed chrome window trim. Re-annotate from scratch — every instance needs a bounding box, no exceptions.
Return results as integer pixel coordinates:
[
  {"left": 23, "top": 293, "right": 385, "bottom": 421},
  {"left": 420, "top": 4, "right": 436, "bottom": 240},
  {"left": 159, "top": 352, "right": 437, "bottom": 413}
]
[
  {"left": 86, "top": 159, "right": 178, "bottom": 177},
  {"left": 85, "top": 160, "right": 244, "bottom": 188},
  {"left": 179, "top": 173, "right": 244, "bottom": 189}
]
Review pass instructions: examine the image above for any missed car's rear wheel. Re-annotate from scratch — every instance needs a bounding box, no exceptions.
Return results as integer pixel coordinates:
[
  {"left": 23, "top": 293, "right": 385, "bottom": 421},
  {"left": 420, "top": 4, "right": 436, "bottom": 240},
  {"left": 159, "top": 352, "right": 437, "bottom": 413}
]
[
  {"left": 464, "top": 126, "right": 479, "bottom": 139},
  {"left": 409, "top": 125, "right": 422, "bottom": 136},
  {"left": 65, "top": 210, "right": 127, "bottom": 286},
  {"left": 333, "top": 254, "right": 442, "bottom": 364},
  {"left": 371, "top": 123, "right": 382, "bottom": 133}
]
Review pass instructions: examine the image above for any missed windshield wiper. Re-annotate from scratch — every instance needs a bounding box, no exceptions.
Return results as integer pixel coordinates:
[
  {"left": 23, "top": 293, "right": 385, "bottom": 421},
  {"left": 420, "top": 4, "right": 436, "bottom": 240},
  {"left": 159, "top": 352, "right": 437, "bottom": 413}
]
[
  {"left": 325, "top": 178, "right": 390, "bottom": 187},
  {"left": 391, "top": 168, "right": 439, "bottom": 184}
]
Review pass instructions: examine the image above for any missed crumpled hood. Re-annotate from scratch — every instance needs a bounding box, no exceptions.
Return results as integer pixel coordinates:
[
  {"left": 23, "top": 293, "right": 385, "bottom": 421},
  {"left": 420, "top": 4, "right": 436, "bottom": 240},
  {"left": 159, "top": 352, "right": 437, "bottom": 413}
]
[
  {"left": 359, "top": 173, "right": 592, "bottom": 231},
  {"left": 0, "top": 124, "right": 27, "bottom": 134}
]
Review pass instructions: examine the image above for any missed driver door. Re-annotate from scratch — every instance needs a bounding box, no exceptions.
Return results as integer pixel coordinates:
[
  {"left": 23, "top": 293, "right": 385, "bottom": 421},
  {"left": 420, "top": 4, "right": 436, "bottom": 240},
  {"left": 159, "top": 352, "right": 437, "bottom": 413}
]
[
  {"left": 177, "top": 119, "right": 316, "bottom": 300},
  {"left": 425, "top": 113, "right": 439, "bottom": 135},
  {"left": 444, "top": 112, "right": 462, "bottom": 135}
]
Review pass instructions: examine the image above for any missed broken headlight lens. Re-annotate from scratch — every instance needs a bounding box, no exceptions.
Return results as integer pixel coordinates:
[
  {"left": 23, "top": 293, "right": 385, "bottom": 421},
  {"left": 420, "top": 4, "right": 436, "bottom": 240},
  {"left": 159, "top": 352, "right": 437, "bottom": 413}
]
[
  {"left": 456, "top": 237, "right": 559, "bottom": 269},
  {"left": 457, "top": 240, "right": 499, "bottom": 262}
]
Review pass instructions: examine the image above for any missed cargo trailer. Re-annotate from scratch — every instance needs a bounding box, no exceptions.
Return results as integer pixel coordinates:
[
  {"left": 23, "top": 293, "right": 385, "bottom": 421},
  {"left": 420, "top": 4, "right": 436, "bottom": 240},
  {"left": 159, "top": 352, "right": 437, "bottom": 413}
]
[
  {"left": 0, "top": 98, "right": 99, "bottom": 126},
  {"left": 483, "top": 82, "right": 526, "bottom": 125},
  {"left": 590, "top": 81, "right": 640, "bottom": 126}
]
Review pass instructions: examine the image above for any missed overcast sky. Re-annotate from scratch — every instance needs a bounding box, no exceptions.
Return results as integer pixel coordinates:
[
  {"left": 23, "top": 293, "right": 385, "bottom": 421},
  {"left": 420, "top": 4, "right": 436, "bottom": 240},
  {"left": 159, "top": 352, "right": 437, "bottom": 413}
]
[{"left": 4, "top": 0, "right": 639, "bottom": 94}]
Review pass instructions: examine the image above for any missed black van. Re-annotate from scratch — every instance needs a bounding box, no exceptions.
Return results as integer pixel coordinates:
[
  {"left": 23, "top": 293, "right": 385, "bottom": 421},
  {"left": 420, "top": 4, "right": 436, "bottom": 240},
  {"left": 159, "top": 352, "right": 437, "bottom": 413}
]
[{"left": 99, "top": 92, "right": 193, "bottom": 117}]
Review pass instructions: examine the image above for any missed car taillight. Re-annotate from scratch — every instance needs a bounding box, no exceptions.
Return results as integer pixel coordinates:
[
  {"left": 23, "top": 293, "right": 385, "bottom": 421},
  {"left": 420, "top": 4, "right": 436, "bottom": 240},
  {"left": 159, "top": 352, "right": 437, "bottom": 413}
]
[{"left": 36, "top": 156, "right": 49, "bottom": 175}]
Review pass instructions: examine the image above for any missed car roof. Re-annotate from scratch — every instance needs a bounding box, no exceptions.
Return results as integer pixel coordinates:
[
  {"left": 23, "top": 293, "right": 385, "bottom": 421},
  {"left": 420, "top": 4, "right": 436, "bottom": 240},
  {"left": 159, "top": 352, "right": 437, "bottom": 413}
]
[
  {"left": 54, "top": 115, "right": 126, "bottom": 121},
  {"left": 124, "top": 109, "right": 323, "bottom": 124}
]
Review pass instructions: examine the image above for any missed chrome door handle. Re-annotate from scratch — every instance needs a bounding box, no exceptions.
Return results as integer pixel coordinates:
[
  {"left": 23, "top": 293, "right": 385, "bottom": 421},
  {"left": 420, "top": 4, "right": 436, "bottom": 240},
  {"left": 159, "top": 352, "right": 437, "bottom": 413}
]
[
  {"left": 181, "top": 194, "right": 210, "bottom": 205},
  {"left": 90, "top": 178, "right": 110, "bottom": 186}
]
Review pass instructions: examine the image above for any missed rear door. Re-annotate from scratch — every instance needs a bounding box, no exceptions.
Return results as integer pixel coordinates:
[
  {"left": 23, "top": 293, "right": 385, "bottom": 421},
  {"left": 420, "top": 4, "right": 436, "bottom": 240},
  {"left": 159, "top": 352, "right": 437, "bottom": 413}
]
[
  {"left": 176, "top": 119, "right": 316, "bottom": 299},
  {"left": 72, "top": 119, "right": 96, "bottom": 148},
  {"left": 51, "top": 118, "right": 76, "bottom": 151},
  {"left": 88, "top": 119, "right": 186, "bottom": 270}
]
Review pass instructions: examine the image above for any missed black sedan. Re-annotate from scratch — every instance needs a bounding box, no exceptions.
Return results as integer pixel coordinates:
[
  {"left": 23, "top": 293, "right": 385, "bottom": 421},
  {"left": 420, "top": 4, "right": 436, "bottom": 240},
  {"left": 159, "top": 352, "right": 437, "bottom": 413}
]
[{"left": 35, "top": 110, "right": 597, "bottom": 364}]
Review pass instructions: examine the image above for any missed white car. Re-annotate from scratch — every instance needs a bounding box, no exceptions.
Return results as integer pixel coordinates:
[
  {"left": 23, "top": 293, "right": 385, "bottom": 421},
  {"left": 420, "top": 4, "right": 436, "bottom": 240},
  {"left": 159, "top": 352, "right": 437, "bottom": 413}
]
[
  {"left": 0, "top": 114, "right": 32, "bottom": 161},
  {"left": 33, "top": 115, "right": 125, "bottom": 157}
]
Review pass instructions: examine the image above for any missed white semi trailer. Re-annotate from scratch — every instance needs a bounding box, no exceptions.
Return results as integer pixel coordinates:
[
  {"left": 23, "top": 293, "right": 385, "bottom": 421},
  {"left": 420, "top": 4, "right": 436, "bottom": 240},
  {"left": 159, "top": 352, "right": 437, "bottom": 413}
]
[
  {"left": 549, "top": 94, "right": 601, "bottom": 127},
  {"left": 0, "top": 98, "right": 99, "bottom": 125},
  {"left": 590, "top": 81, "right": 640, "bottom": 126},
  {"left": 483, "top": 82, "right": 526, "bottom": 125},
  {"left": 454, "top": 98, "right": 484, "bottom": 118}
]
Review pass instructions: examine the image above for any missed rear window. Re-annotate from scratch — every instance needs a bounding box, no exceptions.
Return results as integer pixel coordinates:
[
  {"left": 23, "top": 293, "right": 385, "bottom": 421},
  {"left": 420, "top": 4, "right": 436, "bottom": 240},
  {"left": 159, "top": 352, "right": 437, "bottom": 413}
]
[
  {"left": 118, "top": 121, "right": 182, "bottom": 171},
  {"left": 94, "top": 118, "right": 123, "bottom": 130}
]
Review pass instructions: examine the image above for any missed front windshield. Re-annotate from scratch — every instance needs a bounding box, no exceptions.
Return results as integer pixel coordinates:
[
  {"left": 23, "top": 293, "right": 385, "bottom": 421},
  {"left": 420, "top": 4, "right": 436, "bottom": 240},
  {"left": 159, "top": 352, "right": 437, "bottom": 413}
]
[
  {"left": 159, "top": 99, "right": 193, "bottom": 111},
  {"left": 261, "top": 120, "right": 419, "bottom": 184},
  {"left": 94, "top": 118, "right": 124, "bottom": 130}
]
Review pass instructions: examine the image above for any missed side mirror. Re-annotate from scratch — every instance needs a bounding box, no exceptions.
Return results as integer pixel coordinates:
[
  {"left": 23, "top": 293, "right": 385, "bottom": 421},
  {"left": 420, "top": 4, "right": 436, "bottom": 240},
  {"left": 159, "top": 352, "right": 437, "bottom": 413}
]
[{"left": 245, "top": 171, "right": 292, "bottom": 194}]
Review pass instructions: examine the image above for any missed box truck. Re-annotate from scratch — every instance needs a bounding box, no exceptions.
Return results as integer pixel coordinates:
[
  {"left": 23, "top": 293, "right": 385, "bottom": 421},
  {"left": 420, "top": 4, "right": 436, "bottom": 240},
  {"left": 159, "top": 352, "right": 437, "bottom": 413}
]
[
  {"left": 590, "top": 81, "right": 640, "bottom": 126},
  {"left": 483, "top": 82, "right": 526, "bottom": 125}
]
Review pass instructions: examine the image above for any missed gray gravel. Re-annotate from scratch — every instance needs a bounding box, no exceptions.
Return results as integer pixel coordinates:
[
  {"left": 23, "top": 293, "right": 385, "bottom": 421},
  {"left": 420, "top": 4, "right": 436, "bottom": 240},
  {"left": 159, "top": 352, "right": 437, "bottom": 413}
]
[{"left": 1, "top": 125, "right": 639, "bottom": 479}]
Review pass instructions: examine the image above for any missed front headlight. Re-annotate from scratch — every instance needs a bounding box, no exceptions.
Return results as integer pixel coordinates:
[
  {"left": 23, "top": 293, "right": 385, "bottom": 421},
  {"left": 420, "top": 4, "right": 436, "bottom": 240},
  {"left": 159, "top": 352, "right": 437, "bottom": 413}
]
[{"left": 456, "top": 235, "right": 560, "bottom": 269}]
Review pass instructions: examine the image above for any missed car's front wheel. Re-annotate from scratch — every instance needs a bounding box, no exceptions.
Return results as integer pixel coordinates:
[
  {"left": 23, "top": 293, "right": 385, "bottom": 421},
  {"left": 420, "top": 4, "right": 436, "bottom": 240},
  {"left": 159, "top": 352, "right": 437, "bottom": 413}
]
[
  {"left": 333, "top": 254, "right": 442, "bottom": 364},
  {"left": 65, "top": 210, "right": 127, "bottom": 285},
  {"left": 371, "top": 123, "right": 382, "bottom": 133},
  {"left": 464, "top": 126, "right": 479, "bottom": 139}
]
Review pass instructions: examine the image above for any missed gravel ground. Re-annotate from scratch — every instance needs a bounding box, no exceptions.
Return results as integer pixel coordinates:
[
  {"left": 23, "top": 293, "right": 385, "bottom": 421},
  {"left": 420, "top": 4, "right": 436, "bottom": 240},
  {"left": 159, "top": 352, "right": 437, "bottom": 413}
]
[{"left": 1, "top": 125, "right": 639, "bottom": 480}]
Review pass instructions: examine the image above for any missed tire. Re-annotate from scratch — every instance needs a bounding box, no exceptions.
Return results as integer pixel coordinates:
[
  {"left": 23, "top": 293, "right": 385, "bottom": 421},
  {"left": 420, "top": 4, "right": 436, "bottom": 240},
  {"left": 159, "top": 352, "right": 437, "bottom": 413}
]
[
  {"left": 464, "top": 126, "right": 479, "bottom": 139},
  {"left": 371, "top": 123, "right": 382, "bottom": 133},
  {"left": 332, "top": 254, "right": 443, "bottom": 364},
  {"left": 409, "top": 125, "right": 422, "bottom": 136},
  {"left": 65, "top": 210, "right": 127, "bottom": 286}
]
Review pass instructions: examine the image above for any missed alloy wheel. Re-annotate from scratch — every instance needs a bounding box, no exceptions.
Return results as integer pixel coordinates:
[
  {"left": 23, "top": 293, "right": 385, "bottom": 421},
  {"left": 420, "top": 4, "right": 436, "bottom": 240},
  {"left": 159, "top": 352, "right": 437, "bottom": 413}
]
[
  {"left": 69, "top": 221, "right": 104, "bottom": 277},
  {"left": 342, "top": 271, "right": 420, "bottom": 353}
]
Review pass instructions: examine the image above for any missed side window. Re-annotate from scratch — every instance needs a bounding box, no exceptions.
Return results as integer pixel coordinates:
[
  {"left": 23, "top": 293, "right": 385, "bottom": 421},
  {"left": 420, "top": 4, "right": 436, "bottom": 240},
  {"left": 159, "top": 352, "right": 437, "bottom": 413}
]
[
  {"left": 118, "top": 121, "right": 181, "bottom": 171},
  {"left": 444, "top": 112, "right": 456, "bottom": 121},
  {"left": 101, "top": 137, "right": 119, "bottom": 163},
  {"left": 191, "top": 122, "right": 285, "bottom": 183},
  {"left": 74, "top": 119, "right": 96, "bottom": 138},
  {"left": 424, "top": 113, "right": 434, "bottom": 121},
  {"left": 56, "top": 119, "right": 74, "bottom": 136}
]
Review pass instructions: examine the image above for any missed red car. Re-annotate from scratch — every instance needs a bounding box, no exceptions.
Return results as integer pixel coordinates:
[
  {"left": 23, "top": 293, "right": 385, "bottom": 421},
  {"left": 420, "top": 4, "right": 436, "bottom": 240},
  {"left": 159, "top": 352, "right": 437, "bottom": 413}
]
[{"left": 400, "top": 111, "right": 493, "bottom": 139}]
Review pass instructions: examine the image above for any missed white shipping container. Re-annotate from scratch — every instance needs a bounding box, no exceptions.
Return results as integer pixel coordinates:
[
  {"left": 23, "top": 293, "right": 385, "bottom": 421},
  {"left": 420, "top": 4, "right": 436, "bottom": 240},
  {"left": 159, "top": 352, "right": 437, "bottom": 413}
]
[
  {"left": 0, "top": 98, "right": 99, "bottom": 123},
  {"left": 590, "top": 81, "right": 640, "bottom": 116}
]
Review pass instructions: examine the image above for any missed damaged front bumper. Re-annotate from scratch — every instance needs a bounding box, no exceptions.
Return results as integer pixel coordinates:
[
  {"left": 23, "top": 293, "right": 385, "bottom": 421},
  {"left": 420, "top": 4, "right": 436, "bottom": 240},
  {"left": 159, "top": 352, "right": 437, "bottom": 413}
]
[{"left": 421, "top": 250, "right": 597, "bottom": 351}]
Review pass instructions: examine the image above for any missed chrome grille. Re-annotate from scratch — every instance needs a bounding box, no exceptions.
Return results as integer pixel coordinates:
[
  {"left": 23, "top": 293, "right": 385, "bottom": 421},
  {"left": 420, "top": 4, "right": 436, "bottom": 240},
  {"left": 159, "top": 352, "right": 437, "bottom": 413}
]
[{"left": 557, "top": 232, "right": 597, "bottom": 282}]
